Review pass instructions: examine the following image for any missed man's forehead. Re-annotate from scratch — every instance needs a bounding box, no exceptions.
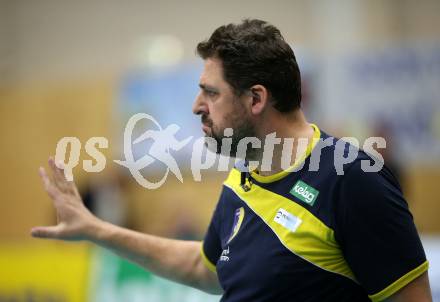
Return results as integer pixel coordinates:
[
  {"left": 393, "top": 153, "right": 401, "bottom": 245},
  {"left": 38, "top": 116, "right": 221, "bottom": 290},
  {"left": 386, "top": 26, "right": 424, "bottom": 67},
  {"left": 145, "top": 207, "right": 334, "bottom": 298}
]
[{"left": 199, "top": 58, "right": 224, "bottom": 86}]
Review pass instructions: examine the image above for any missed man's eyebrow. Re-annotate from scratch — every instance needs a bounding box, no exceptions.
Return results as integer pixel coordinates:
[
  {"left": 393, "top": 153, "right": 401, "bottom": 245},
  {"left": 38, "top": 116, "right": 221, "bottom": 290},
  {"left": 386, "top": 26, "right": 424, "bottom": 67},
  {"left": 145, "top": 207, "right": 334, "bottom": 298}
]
[{"left": 199, "top": 84, "right": 219, "bottom": 93}]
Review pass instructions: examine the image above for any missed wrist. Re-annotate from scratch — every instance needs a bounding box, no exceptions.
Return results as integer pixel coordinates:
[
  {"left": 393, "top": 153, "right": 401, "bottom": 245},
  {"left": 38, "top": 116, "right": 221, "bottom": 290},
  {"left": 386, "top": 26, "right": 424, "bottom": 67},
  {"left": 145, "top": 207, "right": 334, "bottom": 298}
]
[{"left": 86, "top": 217, "right": 110, "bottom": 243}]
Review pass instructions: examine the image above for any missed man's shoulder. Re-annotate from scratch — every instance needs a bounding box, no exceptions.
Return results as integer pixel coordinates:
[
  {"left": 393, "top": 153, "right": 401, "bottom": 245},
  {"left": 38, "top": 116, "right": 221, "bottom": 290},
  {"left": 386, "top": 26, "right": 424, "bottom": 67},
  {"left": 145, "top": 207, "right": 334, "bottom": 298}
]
[{"left": 312, "top": 128, "right": 384, "bottom": 177}]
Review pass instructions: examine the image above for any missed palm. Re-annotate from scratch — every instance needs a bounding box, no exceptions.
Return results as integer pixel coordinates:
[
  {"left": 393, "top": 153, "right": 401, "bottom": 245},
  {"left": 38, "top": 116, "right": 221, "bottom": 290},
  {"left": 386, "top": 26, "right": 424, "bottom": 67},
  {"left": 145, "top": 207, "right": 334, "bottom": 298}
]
[{"left": 31, "top": 157, "right": 97, "bottom": 241}]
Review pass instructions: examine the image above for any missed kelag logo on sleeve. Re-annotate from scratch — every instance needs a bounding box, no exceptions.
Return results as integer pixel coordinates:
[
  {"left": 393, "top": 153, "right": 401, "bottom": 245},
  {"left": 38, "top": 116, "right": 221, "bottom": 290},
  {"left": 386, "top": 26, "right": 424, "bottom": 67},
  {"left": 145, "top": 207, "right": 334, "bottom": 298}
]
[{"left": 290, "top": 180, "right": 319, "bottom": 206}]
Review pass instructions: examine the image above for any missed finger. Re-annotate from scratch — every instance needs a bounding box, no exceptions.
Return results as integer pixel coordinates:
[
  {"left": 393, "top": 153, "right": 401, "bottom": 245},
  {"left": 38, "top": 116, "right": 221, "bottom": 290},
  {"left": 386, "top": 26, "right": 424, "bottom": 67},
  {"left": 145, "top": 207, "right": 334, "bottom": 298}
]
[
  {"left": 54, "top": 159, "right": 81, "bottom": 198},
  {"left": 39, "top": 166, "right": 50, "bottom": 189},
  {"left": 70, "top": 182, "right": 81, "bottom": 199},
  {"left": 49, "top": 157, "right": 74, "bottom": 194},
  {"left": 47, "top": 157, "right": 61, "bottom": 189},
  {"left": 39, "top": 166, "right": 57, "bottom": 198},
  {"left": 55, "top": 159, "right": 82, "bottom": 198},
  {"left": 30, "top": 225, "right": 63, "bottom": 239},
  {"left": 49, "top": 157, "right": 66, "bottom": 185}
]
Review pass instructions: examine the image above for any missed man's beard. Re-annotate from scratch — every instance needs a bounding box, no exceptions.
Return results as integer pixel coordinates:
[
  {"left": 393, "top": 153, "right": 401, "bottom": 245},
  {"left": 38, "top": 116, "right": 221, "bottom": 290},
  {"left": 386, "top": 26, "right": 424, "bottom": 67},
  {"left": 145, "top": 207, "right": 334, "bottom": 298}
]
[{"left": 203, "top": 115, "right": 259, "bottom": 160}]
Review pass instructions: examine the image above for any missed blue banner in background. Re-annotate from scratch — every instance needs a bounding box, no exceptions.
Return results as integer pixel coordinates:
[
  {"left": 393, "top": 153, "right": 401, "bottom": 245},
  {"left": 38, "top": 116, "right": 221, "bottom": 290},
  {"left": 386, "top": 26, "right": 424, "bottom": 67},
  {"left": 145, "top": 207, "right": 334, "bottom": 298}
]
[{"left": 315, "top": 44, "right": 440, "bottom": 163}]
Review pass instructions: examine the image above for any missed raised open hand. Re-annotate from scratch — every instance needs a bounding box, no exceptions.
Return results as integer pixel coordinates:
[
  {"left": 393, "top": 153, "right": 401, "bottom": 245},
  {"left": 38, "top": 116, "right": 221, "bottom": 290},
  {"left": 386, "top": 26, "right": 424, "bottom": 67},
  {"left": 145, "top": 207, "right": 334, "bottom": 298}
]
[{"left": 31, "top": 157, "right": 100, "bottom": 241}]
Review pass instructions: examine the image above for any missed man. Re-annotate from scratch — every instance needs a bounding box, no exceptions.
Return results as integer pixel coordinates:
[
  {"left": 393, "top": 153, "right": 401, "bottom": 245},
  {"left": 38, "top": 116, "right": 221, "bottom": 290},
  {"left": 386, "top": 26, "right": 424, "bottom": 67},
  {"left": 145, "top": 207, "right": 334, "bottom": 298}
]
[{"left": 32, "top": 19, "right": 432, "bottom": 301}]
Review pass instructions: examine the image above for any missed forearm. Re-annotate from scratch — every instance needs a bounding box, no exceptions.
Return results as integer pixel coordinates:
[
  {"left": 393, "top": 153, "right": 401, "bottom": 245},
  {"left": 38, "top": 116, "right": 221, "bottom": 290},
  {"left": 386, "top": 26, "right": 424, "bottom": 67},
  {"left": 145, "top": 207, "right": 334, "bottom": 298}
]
[
  {"left": 90, "top": 220, "right": 220, "bottom": 293},
  {"left": 33, "top": 158, "right": 221, "bottom": 294}
]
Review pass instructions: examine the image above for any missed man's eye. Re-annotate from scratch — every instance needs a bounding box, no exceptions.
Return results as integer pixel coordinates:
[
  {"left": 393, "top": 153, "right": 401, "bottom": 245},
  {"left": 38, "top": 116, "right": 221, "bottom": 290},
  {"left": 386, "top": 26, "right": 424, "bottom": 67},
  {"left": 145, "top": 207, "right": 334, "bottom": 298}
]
[{"left": 205, "top": 91, "right": 217, "bottom": 97}]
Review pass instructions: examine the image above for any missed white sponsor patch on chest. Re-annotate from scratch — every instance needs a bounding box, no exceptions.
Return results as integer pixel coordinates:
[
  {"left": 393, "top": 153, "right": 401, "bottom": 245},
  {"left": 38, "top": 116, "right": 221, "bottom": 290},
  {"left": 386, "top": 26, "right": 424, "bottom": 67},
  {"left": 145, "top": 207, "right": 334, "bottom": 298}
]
[{"left": 274, "top": 208, "right": 302, "bottom": 232}]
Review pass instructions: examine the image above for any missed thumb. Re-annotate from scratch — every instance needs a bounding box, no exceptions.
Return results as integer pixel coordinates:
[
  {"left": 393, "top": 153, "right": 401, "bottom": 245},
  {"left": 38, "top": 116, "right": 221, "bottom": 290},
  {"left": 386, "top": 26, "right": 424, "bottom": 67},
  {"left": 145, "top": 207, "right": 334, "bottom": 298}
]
[{"left": 31, "top": 224, "right": 64, "bottom": 239}]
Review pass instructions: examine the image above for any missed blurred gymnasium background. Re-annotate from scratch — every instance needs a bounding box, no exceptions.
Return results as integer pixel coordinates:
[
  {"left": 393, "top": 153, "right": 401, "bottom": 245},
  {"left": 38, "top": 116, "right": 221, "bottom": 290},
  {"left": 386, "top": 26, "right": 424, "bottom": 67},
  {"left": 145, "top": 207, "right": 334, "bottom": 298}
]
[{"left": 0, "top": 0, "right": 439, "bottom": 301}]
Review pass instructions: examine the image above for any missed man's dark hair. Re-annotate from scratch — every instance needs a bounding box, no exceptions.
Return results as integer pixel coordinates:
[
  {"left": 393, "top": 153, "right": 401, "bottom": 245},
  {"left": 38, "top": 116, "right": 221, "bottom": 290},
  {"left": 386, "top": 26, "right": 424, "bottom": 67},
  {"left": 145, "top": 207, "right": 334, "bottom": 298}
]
[{"left": 196, "top": 19, "right": 301, "bottom": 112}]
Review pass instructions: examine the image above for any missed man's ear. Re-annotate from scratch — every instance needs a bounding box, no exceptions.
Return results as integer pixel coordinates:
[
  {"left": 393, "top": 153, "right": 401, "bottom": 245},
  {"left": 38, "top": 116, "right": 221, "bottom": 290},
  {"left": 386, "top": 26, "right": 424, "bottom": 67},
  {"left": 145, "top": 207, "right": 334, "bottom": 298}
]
[{"left": 249, "top": 85, "right": 269, "bottom": 115}]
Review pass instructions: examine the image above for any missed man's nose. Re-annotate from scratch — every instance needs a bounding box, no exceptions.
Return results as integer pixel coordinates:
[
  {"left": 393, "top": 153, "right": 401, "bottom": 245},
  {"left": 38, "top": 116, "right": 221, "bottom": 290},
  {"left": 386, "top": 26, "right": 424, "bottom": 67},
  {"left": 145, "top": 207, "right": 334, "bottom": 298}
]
[{"left": 192, "top": 93, "right": 207, "bottom": 115}]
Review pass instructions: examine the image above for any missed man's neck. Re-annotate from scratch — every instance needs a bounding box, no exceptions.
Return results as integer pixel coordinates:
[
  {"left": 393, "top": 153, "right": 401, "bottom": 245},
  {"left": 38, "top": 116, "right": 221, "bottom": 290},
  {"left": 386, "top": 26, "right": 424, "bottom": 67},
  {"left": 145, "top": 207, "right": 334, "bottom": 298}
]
[{"left": 254, "top": 109, "right": 314, "bottom": 176}]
